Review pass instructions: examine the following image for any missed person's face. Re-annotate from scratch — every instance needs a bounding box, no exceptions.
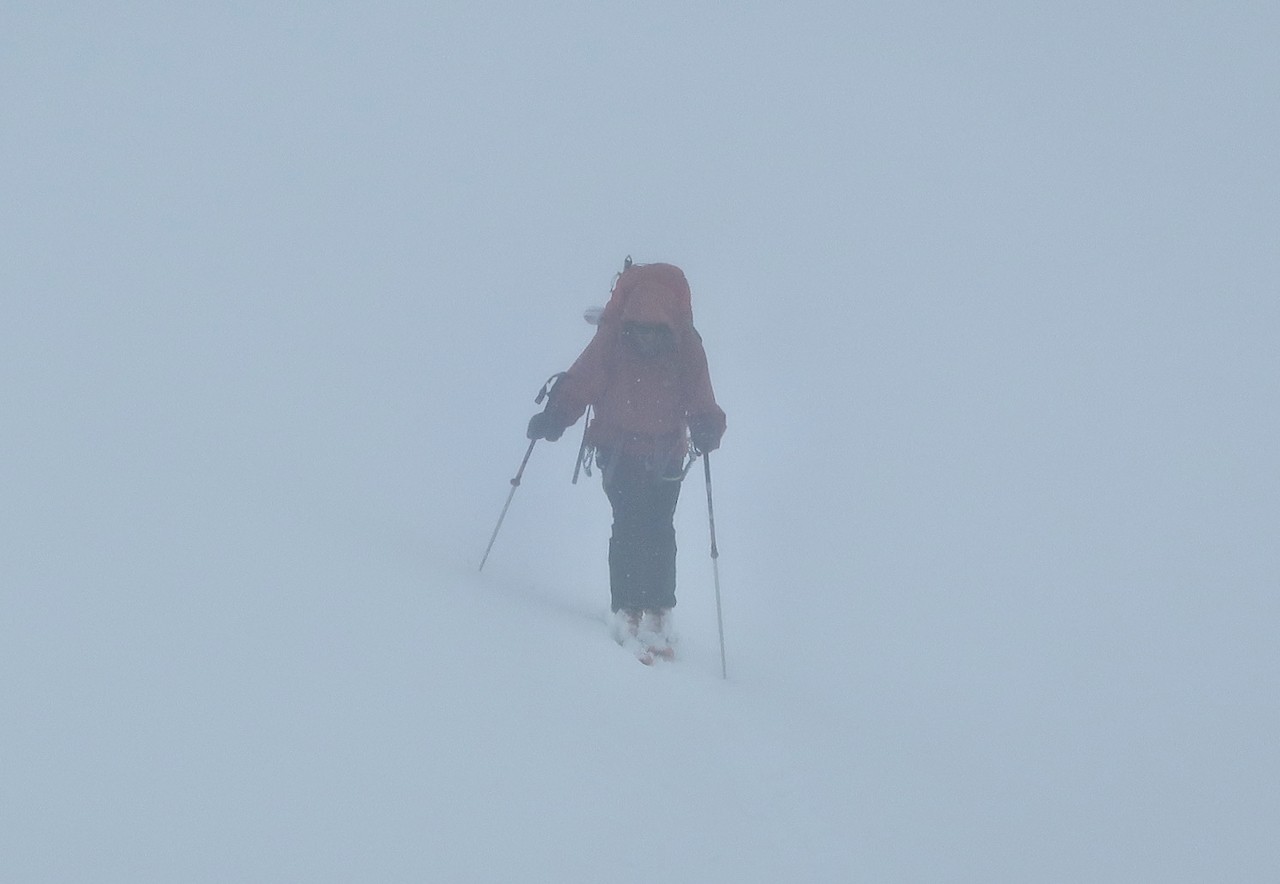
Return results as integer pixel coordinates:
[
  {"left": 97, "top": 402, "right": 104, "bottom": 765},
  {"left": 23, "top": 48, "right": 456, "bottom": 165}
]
[{"left": 622, "top": 321, "right": 675, "bottom": 359}]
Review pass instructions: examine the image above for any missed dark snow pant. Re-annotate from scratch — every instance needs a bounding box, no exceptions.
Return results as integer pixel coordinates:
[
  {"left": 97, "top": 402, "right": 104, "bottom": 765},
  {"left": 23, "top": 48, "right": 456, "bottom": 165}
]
[{"left": 601, "top": 450, "right": 682, "bottom": 613}]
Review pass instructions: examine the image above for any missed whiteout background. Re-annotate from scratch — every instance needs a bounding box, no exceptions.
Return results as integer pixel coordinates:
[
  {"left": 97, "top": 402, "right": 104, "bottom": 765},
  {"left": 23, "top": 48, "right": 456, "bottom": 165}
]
[{"left": 3, "top": 4, "right": 1277, "bottom": 881}]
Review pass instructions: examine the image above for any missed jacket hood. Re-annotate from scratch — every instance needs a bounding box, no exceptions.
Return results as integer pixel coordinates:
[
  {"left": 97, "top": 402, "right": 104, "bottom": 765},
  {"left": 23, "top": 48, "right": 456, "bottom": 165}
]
[{"left": 621, "top": 280, "right": 682, "bottom": 327}]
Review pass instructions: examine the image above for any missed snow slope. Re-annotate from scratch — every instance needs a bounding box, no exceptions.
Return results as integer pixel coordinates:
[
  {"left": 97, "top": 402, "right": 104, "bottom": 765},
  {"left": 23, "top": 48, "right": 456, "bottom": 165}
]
[
  {"left": 4, "top": 420, "right": 1276, "bottom": 881},
  {"left": 4, "top": 4, "right": 1278, "bottom": 882}
]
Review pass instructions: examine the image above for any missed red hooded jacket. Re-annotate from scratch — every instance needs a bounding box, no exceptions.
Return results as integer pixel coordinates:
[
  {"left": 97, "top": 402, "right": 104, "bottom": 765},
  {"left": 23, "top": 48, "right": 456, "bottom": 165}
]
[{"left": 546, "top": 263, "right": 726, "bottom": 465}]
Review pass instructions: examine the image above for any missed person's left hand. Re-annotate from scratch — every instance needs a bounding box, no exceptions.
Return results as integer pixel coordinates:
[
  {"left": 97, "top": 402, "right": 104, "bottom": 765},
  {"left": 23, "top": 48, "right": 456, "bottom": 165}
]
[{"left": 689, "top": 416, "right": 722, "bottom": 453}]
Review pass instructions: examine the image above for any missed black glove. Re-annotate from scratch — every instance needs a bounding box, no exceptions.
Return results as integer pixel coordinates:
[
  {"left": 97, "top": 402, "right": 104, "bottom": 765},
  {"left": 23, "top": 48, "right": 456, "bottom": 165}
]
[
  {"left": 689, "top": 416, "right": 722, "bottom": 453},
  {"left": 527, "top": 410, "right": 566, "bottom": 442}
]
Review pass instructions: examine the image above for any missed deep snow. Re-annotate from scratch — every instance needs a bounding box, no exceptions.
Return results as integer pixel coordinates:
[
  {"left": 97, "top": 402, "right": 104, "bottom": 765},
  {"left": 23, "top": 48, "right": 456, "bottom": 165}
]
[{"left": 4, "top": 4, "right": 1279, "bottom": 882}]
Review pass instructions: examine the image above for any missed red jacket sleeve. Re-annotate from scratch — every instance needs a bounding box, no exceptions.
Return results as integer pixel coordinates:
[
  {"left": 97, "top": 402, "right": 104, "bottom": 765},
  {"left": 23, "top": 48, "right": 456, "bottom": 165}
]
[
  {"left": 680, "top": 330, "right": 726, "bottom": 437},
  {"left": 544, "top": 329, "right": 610, "bottom": 428}
]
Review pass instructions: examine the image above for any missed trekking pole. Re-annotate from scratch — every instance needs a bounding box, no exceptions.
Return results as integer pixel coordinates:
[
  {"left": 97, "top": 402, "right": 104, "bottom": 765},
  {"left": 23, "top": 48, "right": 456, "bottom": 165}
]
[
  {"left": 480, "top": 371, "right": 565, "bottom": 570},
  {"left": 478, "top": 438, "right": 536, "bottom": 572},
  {"left": 571, "top": 404, "right": 592, "bottom": 484},
  {"left": 703, "top": 452, "right": 728, "bottom": 679}
]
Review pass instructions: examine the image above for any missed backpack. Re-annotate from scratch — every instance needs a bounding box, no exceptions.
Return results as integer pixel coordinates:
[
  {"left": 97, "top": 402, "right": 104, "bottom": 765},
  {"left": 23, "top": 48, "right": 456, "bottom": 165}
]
[{"left": 597, "top": 258, "right": 694, "bottom": 332}]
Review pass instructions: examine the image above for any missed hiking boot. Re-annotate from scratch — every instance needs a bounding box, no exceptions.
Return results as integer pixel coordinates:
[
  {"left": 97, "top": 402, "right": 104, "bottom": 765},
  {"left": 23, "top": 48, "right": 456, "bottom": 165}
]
[
  {"left": 639, "top": 608, "right": 676, "bottom": 657},
  {"left": 610, "top": 608, "right": 643, "bottom": 646}
]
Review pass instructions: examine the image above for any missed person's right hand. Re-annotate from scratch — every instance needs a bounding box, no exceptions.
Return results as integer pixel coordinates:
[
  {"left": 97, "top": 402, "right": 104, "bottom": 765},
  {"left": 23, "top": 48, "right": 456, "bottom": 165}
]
[{"left": 526, "top": 410, "right": 565, "bottom": 442}]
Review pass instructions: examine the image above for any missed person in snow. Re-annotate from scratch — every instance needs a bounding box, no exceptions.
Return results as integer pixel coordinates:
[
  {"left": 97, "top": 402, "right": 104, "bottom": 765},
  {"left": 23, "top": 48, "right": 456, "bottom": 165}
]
[{"left": 526, "top": 261, "right": 726, "bottom": 657}]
